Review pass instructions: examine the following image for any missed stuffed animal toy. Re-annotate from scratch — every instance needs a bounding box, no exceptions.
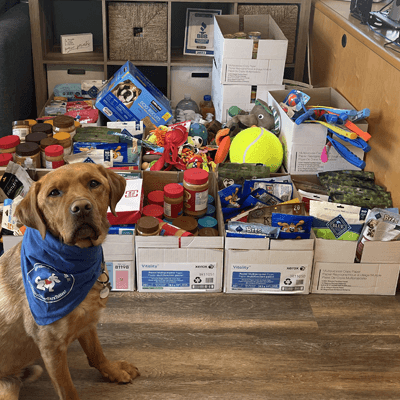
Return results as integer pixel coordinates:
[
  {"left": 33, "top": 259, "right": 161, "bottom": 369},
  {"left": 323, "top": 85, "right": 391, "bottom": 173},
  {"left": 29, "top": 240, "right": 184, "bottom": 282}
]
[{"left": 226, "top": 99, "right": 279, "bottom": 136}]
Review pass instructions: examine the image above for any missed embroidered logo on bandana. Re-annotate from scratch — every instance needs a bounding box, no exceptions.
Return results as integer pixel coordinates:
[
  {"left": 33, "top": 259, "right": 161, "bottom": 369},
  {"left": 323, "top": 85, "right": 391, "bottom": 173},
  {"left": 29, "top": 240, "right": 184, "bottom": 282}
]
[{"left": 28, "top": 263, "right": 74, "bottom": 303}]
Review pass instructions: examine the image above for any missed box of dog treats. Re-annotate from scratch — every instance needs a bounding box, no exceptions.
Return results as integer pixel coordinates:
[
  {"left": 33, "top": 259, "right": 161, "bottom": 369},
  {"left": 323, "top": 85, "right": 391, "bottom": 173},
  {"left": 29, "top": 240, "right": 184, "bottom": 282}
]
[{"left": 95, "top": 61, "right": 173, "bottom": 126}]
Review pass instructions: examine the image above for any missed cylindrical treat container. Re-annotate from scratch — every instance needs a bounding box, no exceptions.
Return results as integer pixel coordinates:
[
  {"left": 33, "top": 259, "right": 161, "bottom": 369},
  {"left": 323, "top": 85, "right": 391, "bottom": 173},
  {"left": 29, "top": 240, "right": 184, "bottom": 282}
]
[
  {"left": 45, "top": 144, "right": 65, "bottom": 169},
  {"left": 0, "top": 153, "right": 13, "bottom": 167},
  {"left": 12, "top": 120, "right": 30, "bottom": 142},
  {"left": 164, "top": 183, "right": 184, "bottom": 221},
  {"left": 142, "top": 204, "right": 164, "bottom": 220},
  {"left": 172, "top": 215, "right": 199, "bottom": 236},
  {"left": 183, "top": 169, "right": 209, "bottom": 218},
  {"left": 31, "top": 122, "right": 53, "bottom": 138},
  {"left": 0, "top": 135, "right": 20, "bottom": 161},
  {"left": 136, "top": 216, "right": 160, "bottom": 236},
  {"left": 148, "top": 190, "right": 164, "bottom": 207},
  {"left": 15, "top": 142, "right": 41, "bottom": 168},
  {"left": 198, "top": 216, "right": 218, "bottom": 231},
  {"left": 52, "top": 115, "right": 76, "bottom": 138}
]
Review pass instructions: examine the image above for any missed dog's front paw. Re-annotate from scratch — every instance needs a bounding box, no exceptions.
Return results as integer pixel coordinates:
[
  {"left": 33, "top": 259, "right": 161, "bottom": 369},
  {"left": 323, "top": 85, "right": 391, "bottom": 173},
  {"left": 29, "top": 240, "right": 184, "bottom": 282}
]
[{"left": 99, "top": 361, "right": 140, "bottom": 383}]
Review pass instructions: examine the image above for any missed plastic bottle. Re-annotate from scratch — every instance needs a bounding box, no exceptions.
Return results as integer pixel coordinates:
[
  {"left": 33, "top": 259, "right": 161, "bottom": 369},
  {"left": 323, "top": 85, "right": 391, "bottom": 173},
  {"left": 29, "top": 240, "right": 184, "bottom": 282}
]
[
  {"left": 175, "top": 94, "right": 200, "bottom": 122},
  {"left": 199, "top": 95, "right": 215, "bottom": 120}
]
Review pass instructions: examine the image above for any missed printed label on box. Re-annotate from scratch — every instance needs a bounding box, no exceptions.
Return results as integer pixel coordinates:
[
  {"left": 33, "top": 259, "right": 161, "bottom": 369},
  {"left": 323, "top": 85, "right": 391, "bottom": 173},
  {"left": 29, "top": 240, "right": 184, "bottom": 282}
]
[
  {"left": 229, "top": 264, "right": 307, "bottom": 292},
  {"left": 225, "top": 64, "right": 268, "bottom": 84},
  {"left": 139, "top": 262, "right": 217, "bottom": 290},
  {"left": 106, "top": 261, "right": 134, "bottom": 291}
]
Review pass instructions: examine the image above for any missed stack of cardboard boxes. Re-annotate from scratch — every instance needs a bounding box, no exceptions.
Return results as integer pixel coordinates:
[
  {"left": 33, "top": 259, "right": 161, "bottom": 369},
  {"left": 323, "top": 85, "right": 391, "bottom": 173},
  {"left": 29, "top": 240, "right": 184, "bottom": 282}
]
[{"left": 212, "top": 14, "right": 287, "bottom": 123}]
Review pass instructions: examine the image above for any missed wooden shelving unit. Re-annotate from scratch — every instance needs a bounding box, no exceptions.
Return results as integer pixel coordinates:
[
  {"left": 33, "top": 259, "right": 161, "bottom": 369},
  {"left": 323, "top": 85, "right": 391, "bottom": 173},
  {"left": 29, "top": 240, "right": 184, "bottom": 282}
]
[{"left": 29, "top": 0, "right": 311, "bottom": 114}]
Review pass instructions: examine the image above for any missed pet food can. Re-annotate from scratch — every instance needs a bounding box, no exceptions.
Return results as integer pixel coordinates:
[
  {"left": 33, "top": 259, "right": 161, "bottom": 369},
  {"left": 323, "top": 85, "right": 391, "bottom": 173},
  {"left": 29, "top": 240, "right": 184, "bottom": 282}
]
[
  {"left": 234, "top": 32, "right": 247, "bottom": 39},
  {"left": 163, "top": 183, "right": 184, "bottom": 221},
  {"left": 0, "top": 135, "right": 20, "bottom": 161},
  {"left": 172, "top": 215, "right": 199, "bottom": 236},
  {"left": 142, "top": 204, "right": 164, "bottom": 220},
  {"left": 223, "top": 34, "right": 235, "bottom": 39},
  {"left": 248, "top": 31, "right": 261, "bottom": 59},
  {"left": 31, "top": 122, "right": 53, "bottom": 138},
  {"left": 183, "top": 169, "right": 209, "bottom": 218},
  {"left": 53, "top": 131, "right": 72, "bottom": 155},
  {"left": 147, "top": 190, "right": 164, "bottom": 207},
  {"left": 0, "top": 153, "right": 13, "bottom": 167},
  {"left": 40, "top": 137, "right": 59, "bottom": 166},
  {"left": 52, "top": 115, "right": 76, "bottom": 138},
  {"left": 12, "top": 120, "right": 30, "bottom": 142},
  {"left": 45, "top": 144, "right": 65, "bottom": 169},
  {"left": 136, "top": 216, "right": 160, "bottom": 236},
  {"left": 15, "top": 142, "right": 41, "bottom": 168}
]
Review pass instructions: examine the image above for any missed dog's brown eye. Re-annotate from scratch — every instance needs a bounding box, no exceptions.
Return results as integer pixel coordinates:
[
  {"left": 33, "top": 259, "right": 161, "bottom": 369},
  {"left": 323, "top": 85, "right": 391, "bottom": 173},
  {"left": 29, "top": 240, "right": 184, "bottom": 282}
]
[
  {"left": 48, "top": 189, "right": 61, "bottom": 197},
  {"left": 89, "top": 180, "right": 101, "bottom": 188}
]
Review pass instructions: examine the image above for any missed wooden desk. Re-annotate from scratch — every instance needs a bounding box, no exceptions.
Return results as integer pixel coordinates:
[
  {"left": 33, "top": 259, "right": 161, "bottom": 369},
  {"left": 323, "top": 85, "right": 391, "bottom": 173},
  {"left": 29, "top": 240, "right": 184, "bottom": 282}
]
[{"left": 310, "top": 0, "right": 400, "bottom": 207}]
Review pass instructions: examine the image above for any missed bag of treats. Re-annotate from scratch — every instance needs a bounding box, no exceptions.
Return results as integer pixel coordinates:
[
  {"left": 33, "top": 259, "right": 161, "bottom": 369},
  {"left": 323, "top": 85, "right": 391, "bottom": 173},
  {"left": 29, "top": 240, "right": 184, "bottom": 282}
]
[
  {"left": 271, "top": 213, "right": 313, "bottom": 239},
  {"left": 310, "top": 200, "right": 368, "bottom": 241},
  {"left": 355, "top": 208, "right": 400, "bottom": 262},
  {"left": 247, "top": 202, "right": 306, "bottom": 226}
]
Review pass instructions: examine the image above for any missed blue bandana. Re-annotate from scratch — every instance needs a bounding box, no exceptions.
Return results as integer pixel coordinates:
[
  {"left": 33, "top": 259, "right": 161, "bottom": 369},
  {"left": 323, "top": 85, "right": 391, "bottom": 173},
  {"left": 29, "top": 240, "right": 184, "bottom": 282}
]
[{"left": 21, "top": 227, "right": 103, "bottom": 326}]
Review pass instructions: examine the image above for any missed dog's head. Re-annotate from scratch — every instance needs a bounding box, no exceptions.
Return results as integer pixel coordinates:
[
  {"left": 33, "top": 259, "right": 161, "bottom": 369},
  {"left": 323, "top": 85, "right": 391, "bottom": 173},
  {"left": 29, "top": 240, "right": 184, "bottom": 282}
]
[{"left": 15, "top": 163, "right": 126, "bottom": 248}]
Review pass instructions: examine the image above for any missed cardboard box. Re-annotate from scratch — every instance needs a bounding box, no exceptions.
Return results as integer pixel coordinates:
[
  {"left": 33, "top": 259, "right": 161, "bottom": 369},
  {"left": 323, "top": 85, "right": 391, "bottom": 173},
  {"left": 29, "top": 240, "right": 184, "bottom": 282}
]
[
  {"left": 171, "top": 66, "right": 212, "bottom": 109},
  {"left": 213, "top": 15, "right": 288, "bottom": 86},
  {"left": 103, "top": 235, "right": 135, "bottom": 291},
  {"left": 47, "top": 64, "right": 104, "bottom": 99},
  {"left": 136, "top": 171, "right": 224, "bottom": 293},
  {"left": 3, "top": 234, "right": 137, "bottom": 292},
  {"left": 95, "top": 61, "right": 173, "bottom": 126},
  {"left": 311, "top": 238, "right": 400, "bottom": 295},
  {"left": 212, "top": 64, "right": 284, "bottom": 123},
  {"left": 267, "top": 88, "right": 368, "bottom": 174},
  {"left": 107, "top": 178, "right": 143, "bottom": 226},
  {"left": 60, "top": 33, "right": 93, "bottom": 55},
  {"left": 223, "top": 179, "right": 315, "bottom": 294}
]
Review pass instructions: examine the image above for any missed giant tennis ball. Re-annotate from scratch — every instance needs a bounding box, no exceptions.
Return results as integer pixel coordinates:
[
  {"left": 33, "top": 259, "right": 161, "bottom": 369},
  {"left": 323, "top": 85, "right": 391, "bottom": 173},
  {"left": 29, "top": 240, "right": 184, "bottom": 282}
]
[{"left": 229, "top": 126, "right": 283, "bottom": 172}]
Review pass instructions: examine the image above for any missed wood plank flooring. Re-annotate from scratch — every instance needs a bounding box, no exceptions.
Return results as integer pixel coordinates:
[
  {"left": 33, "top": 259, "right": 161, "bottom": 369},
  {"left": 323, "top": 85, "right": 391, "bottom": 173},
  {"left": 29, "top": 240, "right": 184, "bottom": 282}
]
[{"left": 19, "top": 292, "right": 400, "bottom": 400}]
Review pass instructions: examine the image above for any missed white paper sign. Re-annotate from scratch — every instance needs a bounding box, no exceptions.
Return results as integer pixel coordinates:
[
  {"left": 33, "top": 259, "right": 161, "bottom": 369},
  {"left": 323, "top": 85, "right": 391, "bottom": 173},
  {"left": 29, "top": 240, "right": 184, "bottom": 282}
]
[{"left": 184, "top": 9, "right": 222, "bottom": 56}]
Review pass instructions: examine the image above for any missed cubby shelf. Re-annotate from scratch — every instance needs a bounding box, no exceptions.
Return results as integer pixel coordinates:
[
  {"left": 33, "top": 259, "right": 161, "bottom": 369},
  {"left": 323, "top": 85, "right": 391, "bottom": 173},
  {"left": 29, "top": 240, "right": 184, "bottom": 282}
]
[{"left": 29, "top": 0, "right": 311, "bottom": 114}]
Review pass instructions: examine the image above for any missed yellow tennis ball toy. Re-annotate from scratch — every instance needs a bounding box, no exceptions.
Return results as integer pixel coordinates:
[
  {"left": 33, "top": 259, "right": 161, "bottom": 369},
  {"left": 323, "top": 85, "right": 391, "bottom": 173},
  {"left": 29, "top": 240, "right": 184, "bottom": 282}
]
[{"left": 229, "top": 126, "right": 283, "bottom": 172}]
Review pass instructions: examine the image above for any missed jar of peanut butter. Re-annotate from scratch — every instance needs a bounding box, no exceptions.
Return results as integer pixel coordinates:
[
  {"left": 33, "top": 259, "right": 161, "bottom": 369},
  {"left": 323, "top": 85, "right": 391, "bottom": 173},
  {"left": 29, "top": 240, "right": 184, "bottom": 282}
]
[
  {"left": 52, "top": 115, "right": 76, "bottom": 138},
  {"left": 40, "top": 137, "right": 59, "bottom": 166},
  {"left": 53, "top": 131, "right": 72, "bottom": 155},
  {"left": 31, "top": 122, "right": 53, "bottom": 138},
  {"left": 0, "top": 135, "right": 20, "bottom": 161},
  {"left": 12, "top": 120, "right": 30, "bottom": 142},
  {"left": 136, "top": 216, "right": 160, "bottom": 236},
  {"left": 15, "top": 142, "right": 41, "bottom": 168},
  {"left": 183, "top": 169, "right": 209, "bottom": 218}
]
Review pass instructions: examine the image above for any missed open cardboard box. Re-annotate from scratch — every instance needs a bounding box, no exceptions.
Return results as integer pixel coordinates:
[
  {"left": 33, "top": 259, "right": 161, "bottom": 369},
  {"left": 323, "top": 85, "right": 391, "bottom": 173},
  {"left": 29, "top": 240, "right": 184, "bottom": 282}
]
[
  {"left": 293, "top": 174, "right": 400, "bottom": 295},
  {"left": 1, "top": 167, "right": 137, "bottom": 291},
  {"left": 213, "top": 14, "right": 288, "bottom": 86},
  {"left": 135, "top": 170, "right": 225, "bottom": 293},
  {"left": 222, "top": 174, "right": 315, "bottom": 294},
  {"left": 212, "top": 62, "right": 284, "bottom": 124},
  {"left": 267, "top": 88, "right": 369, "bottom": 175}
]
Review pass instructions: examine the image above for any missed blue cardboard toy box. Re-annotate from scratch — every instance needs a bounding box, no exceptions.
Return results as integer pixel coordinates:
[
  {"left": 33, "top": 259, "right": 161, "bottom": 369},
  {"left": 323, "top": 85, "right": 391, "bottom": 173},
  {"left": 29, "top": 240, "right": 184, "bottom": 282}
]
[{"left": 95, "top": 61, "right": 173, "bottom": 126}]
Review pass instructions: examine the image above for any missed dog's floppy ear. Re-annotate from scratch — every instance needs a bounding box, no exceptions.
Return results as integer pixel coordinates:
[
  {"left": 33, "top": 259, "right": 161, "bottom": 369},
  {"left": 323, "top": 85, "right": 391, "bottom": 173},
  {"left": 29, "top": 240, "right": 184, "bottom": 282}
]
[
  {"left": 103, "top": 168, "right": 126, "bottom": 217},
  {"left": 15, "top": 181, "right": 47, "bottom": 239}
]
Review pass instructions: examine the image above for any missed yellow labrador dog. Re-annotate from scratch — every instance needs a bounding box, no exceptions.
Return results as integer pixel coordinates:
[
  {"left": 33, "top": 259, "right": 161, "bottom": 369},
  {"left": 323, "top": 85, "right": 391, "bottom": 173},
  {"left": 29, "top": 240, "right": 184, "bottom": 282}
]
[{"left": 0, "top": 163, "right": 140, "bottom": 400}]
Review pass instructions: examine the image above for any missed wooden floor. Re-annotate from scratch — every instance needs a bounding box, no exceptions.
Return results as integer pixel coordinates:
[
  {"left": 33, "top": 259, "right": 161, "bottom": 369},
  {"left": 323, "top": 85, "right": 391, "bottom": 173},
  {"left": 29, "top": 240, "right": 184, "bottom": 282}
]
[{"left": 19, "top": 292, "right": 400, "bottom": 400}]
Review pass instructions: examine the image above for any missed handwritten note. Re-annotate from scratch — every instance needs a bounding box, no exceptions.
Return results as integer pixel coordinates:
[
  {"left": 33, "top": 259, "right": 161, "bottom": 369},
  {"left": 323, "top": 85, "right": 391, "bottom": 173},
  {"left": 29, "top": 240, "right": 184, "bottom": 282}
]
[{"left": 61, "top": 33, "right": 93, "bottom": 54}]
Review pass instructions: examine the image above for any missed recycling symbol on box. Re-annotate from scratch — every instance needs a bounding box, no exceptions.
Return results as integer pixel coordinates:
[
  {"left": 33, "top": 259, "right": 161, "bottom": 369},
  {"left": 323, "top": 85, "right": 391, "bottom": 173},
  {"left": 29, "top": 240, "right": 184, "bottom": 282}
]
[
  {"left": 194, "top": 277, "right": 202, "bottom": 283},
  {"left": 284, "top": 278, "right": 292, "bottom": 285}
]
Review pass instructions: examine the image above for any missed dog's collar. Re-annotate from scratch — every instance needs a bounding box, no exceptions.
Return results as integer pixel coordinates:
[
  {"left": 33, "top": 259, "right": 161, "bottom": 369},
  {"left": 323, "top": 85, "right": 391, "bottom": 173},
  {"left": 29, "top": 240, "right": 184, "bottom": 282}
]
[{"left": 21, "top": 227, "right": 103, "bottom": 326}]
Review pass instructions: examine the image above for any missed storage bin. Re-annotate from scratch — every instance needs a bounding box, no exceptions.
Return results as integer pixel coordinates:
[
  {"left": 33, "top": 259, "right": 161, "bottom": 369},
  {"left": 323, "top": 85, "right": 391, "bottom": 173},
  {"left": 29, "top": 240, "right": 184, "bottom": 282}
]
[{"left": 108, "top": 2, "right": 168, "bottom": 62}]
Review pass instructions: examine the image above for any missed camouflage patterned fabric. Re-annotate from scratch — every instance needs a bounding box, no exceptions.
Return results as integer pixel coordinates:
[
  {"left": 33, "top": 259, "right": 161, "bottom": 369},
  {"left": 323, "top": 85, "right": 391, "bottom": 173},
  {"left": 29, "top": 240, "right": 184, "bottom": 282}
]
[
  {"left": 217, "top": 163, "right": 270, "bottom": 190},
  {"left": 317, "top": 170, "right": 392, "bottom": 209}
]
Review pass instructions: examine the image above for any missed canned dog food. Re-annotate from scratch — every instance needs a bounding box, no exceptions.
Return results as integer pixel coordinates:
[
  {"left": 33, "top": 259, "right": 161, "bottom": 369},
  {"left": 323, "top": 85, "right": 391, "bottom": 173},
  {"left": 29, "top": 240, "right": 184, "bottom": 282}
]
[
  {"left": 233, "top": 32, "right": 247, "bottom": 39},
  {"left": 248, "top": 31, "right": 261, "bottom": 59}
]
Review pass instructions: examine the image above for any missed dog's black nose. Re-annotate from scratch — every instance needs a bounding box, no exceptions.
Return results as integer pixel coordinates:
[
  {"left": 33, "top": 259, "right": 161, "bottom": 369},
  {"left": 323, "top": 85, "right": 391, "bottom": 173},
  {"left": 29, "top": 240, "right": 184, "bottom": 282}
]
[{"left": 70, "top": 200, "right": 92, "bottom": 216}]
